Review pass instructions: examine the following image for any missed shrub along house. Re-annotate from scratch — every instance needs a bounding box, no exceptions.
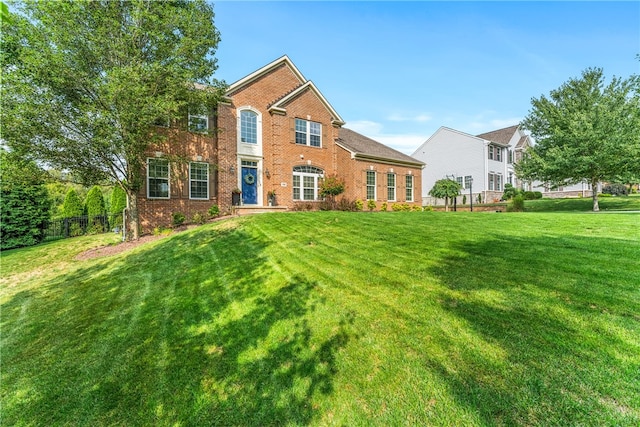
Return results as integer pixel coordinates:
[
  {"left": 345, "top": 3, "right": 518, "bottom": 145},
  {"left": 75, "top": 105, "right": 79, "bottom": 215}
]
[{"left": 138, "top": 56, "right": 424, "bottom": 231}]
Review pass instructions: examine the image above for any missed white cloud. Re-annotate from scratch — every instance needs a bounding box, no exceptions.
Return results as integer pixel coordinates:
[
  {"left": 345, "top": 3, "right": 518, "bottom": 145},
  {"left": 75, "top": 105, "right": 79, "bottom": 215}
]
[
  {"left": 387, "top": 112, "right": 432, "bottom": 123},
  {"left": 467, "top": 117, "right": 523, "bottom": 133}
]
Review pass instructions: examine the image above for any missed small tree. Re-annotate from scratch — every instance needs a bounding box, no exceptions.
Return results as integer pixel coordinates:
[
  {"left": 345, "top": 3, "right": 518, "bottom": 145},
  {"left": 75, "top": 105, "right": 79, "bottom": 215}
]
[
  {"left": 110, "top": 185, "right": 127, "bottom": 227},
  {"left": 62, "top": 188, "right": 84, "bottom": 218},
  {"left": 429, "top": 179, "right": 461, "bottom": 212},
  {"left": 85, "top": 186, "right": 106, "bottom": 217},
  {"left": 502, "top": 183, "right": 523, "bottom": 201},
  {"left": 319, "top": 175, "right": 346, "bottom": 209}
]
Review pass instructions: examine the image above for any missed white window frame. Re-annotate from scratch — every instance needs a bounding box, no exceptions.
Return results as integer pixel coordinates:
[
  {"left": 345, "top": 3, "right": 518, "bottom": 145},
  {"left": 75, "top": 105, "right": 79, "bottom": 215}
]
[
  {"left": 387, "top": 173, "right": 396, "bottom": 202},
  {"left": 366, "top": 170, "right": 376, "bottom": 200},
  {"left": 189, "top": 107, "right": 209, "bottom": 133},
  {"left": 239, "top": 108, "right": 260, "bottom": 144},
  {"left": 456, "top": 176, "right": 464, "bottom": 189},
  {"left": 488, "top": 145, "right": 494, "bottom": 160},
  {"left": 147, "top": 158, "right": 170, "bottom": 199},
  {"left": 292, "top": 166, "right": 323, "bottom": 201},
  {"left": 189, "top": 162, "right": 209, "bottom": 200},
  {"left": 295, "top": 118, "right": 322, "bottom": 148},
  {"left": 405, "top": 175, "right": 414, "bottom": 202},
  {"left": 464, "top": 175, "right": 472, "bottom": 189}
]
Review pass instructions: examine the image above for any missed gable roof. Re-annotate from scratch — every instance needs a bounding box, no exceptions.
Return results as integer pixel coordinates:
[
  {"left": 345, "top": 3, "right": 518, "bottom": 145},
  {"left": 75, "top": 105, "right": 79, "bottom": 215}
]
[
  {"left": 336, "top": 128, "right": 424, "bottom": 168},
  {"left": 225, "top": 55, "right": 345, "bottom": 126},
  {"left": 226, "top": 55, "right": 306, "bottom": 94},
  {"left": 476, "top": 125, "right": 519, "bottom": 146},
  {"left": 268, "top": 81, "right": 345, "bottom": 126}
]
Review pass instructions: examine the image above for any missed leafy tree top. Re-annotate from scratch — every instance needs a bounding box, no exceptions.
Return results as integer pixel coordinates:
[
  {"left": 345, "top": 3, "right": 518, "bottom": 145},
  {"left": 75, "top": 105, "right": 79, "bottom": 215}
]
[
  {"left": 429, "top": 179, "right": 461, "bottom": 200},
  {"left": 319, "top": 175, "right": 346, "bottom": 198},
  {"left": 62, "top": 188, "right": 84, "bottom": 218},
  {"left": 517, "top": 67, "right": 640, "bottom": 187}
]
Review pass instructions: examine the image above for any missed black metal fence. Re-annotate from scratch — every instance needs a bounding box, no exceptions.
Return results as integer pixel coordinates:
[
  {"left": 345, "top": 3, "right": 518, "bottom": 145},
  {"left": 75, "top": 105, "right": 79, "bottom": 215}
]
[{"left": 44, "top": 214, "right": 123, "bottom": 241}]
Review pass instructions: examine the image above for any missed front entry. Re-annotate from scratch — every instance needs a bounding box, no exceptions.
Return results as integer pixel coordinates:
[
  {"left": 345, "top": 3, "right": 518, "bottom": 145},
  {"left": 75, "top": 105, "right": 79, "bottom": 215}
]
[{"left": 241, "top": 162, "right": 258, "bottom": 205}]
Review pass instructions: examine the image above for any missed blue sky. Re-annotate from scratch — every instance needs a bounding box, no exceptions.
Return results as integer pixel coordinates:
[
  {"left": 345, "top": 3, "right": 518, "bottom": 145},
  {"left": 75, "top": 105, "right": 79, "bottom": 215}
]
[{"left": 212, "top": 1, "right": 639, "bottom": 154}]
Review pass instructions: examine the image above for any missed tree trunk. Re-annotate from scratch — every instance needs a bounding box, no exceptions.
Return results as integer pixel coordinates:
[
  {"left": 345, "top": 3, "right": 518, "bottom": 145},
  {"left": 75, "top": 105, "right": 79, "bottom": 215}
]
[
  {"left": 445, "top": 197, "right": 449, "bottom": 212},
  {"left": 126, "top": 191, "right": 140, "bottom": 240},
  {"left": 591, "top": 179, "right": 599, "bottom": 212}
]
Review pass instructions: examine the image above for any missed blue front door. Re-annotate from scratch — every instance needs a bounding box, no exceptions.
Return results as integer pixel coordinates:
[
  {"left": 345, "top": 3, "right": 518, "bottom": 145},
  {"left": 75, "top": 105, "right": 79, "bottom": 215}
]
[{"left": 241, "top": 166, "right": 257, "bottom": 204}]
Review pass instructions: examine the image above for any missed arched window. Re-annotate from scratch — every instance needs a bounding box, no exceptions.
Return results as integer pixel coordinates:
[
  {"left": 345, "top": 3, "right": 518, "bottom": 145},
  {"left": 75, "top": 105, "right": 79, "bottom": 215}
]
[
  {"left": 240, "top": 110, "right": 258, "bottom": 144},
  {"left": 292, "top": 166, "right": 324, "bottom": 201}
]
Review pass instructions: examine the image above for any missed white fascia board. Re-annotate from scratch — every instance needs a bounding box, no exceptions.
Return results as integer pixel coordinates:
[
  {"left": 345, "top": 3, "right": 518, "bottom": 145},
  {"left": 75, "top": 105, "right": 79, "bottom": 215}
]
[{"left": 226, "top": 55, "right": 306, "bottom": 95}]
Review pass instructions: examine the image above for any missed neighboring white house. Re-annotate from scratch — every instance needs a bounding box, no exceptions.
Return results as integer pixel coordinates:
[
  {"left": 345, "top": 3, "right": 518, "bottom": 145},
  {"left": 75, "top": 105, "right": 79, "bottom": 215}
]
[{"left": 412, "top": 125, "right": 594, "bottom": 206}]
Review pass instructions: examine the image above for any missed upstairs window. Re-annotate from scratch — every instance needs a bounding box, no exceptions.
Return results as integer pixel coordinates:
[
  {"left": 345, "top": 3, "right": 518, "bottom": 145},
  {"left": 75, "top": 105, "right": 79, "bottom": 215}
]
[
  {"left": 240, "top": 110, "right": 258, "bottom": 144},
  {"left": 295, "top": 118, "right": 322, "bottom": 147},
  {"left": 488, "top": 145, "right": 502, "bottom": 161},
  {"left": 189, "top": 107, "right": 208, "bottom": 133},
  {"left": 148, "top": 158, "right": 169, "bottom": 199}
]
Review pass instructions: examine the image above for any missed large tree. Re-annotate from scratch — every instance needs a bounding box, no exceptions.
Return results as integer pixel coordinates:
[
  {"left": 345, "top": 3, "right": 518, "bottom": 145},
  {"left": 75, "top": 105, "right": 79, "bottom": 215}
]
[
  {"left": 1, "top": 0, "right": 225, "bottom": 239},
  {"left": 517, "top": 67, "right": 640, "bottom": 211}
]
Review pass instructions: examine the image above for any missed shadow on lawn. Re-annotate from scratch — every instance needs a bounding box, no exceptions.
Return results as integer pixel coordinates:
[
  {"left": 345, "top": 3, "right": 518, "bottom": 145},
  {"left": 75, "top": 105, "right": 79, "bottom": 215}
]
[
  {"left": 428, "top": 234, "right": 640, "bottom": 425},
  {"left": 1, "top": 223, "right": 353, "bottom": 425}
]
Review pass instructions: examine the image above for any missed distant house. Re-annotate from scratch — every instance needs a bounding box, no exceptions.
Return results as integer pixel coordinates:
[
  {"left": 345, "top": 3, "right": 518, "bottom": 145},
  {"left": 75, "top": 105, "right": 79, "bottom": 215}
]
[
  {"left": 412, "top": 125, "right": 593, "bottom": 206},
  {"left": 137, "top": 56, "right": 424, "bottom": 231}
]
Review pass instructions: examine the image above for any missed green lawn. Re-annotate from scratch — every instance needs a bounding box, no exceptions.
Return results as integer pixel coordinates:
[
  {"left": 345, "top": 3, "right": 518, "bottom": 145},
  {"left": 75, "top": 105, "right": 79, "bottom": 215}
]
[
  {"left": 524, "top": 194, "right": 640, "bottom": 212},
  {"left": 2, "top": 212, "right": 639, "bottom": 426}
]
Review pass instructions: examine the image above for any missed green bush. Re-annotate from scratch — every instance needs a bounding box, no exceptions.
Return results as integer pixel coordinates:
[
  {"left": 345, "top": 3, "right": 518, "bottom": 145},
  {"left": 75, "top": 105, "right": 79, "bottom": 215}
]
[
  {"left": 534, "top": 191, "right": 543, "bottom": 199},
  {"left": 523, "top": 191, "right": 536, "bottom": 200},
  {"left": 381, "top": 202, "right": 388, "bottom": 211},
  {"left": 208, "top": 204, "right": 220, "bottom": 217},
  {"left": 507, "top": 194, "right": 525, "bottom": 212},
  {"left": 599, "top": 193, "right": 612, "bottom": 198},
  {"left": 502, "top": 183, "right": 523, "bottom": 201},
  {"left": 63, "top": 188, "right": 85, "bottom": 217},
  {"left": 367, "top": 200, "right": 376, "bottom": 211},
  {"left": 462, "top": 195, "right": 467, "bottom": 205},
  {"left": 192, "top": 212, "right": 206, "bottom": 225},
  {"left": 602, "top": 183, "right": 628, "bottom": 196},
  {"left": 355, "top": 199, "right": 363, "bottom": 211},
  {"left": 391, "top": 203, "right": 411, "bottom": 211},
  {"left": 423, "top": 205, "right": 434, "bottom": 212},
  {"left": 172, "top": 212, "right": 186, "bottom": 227}
]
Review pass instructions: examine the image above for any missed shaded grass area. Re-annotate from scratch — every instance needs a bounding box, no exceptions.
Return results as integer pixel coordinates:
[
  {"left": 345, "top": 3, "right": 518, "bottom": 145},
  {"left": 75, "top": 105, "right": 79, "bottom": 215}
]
[
  {"left": 524, "top": 194, "right": 640, "bottom": 212},
  {"left": 2, "top": 212, "right": 639, "bottom": 425}
]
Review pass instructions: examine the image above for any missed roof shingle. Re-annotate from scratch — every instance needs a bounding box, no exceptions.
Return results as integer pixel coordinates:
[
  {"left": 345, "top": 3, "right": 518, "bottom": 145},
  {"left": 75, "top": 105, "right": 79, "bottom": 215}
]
[{"left": 336, "top": 128, "right": 424, "bottom": 167}]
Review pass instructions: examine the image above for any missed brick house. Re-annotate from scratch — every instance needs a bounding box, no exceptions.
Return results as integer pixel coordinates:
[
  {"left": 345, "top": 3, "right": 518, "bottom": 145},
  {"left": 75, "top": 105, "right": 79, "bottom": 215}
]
[{"left": 138, "top": 56, "right": 424, "bottom": 232}]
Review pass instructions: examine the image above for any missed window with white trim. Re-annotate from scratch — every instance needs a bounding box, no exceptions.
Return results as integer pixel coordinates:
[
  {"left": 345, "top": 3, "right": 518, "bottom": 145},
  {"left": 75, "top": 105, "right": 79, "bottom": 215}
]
[
  {"left": 292, "top": 166, "right": 323, "bottom": 201},
  {"left": 366, "top": 170, "right": 376, "bottom": 200},
  {"left": 147, "top": 158, "right": 169, "bottom": 199},
  {"left": 189, "top": 162, "right": 209, "bottom": 199},
  {"left": 387, "top": 173, "right": 396, "bottom": 201},
  {"left": 405, "top": 175, "right": 414, "bottom": 202},
  {"left": 456, "top": 176, "right": 464, "bottom": 188},
  {"left": 464, "top": 175, "right": 472, "bottom": 189},
  {"left": 189, "top": 107, "right": 208, "bottom": 133},
  {"left": 295, "top": 118, "right": 321, "bottom": 147},
  {"left": 240, "top": 110, "right": 258, "bottom": 144}
]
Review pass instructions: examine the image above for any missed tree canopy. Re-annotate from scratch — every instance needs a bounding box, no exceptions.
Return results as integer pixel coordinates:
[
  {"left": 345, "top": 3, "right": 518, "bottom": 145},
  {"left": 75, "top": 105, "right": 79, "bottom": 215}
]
[
  {"left": 1, "top": 0, "right": 225, "bottom": 239},
  {"left": 517, "top": 67, "right": 640, "bottom": 211},
  {"left": 429, "top": 179, "right": 461, "bottom": 211}
]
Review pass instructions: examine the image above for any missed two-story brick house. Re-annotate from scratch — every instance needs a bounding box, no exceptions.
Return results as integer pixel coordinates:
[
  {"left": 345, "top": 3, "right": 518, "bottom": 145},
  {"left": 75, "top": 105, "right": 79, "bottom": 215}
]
[{"left": 137, "top": 56, "right": 423, "bottom": 231}]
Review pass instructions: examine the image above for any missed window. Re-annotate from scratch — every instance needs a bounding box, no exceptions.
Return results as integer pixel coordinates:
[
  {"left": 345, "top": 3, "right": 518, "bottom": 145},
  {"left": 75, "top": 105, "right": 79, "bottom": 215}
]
[
  {"left": 405, "top": 175, "right": 414, "bottom": 202},
  {"left": 189, "top": 107, "right": 208, "bottom": 132},
  {"left": 488, "top": 173, "right": 503, "bottom": 191},
  {"left": 464, "top": 175, "right": 472, "bottom": 189},
  {"left": 496, "top": 147, "right": 502, "bottom": 162},
  {"left": 366, "top": 171, "right": 376, "bottom": 200},
  {"left": 189, "top": 162, "right": 209, "bottom": 199},
  {"left": 148, "top": 158, "right": 169, "bottom": 198},
  {"left": 488, "top": 145, "right": 494, "bottom": 160},
  {"left": 240, "top": 110, "right": 258, "bottom": 144},
  {"left": 456, "top": 176, "right": 464, "bottom": 188},
  {"left": 295, "top": 118, "right": 322, "bottom": 147},
  {"left": 508, "top": 149, "right": 514, "bottom": 164},
  {"left": 387, "top": 173, "right": 396, "bottom": 201},
  {"left": 292, "top": 165, "right": 323, "bottom": 201}
]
